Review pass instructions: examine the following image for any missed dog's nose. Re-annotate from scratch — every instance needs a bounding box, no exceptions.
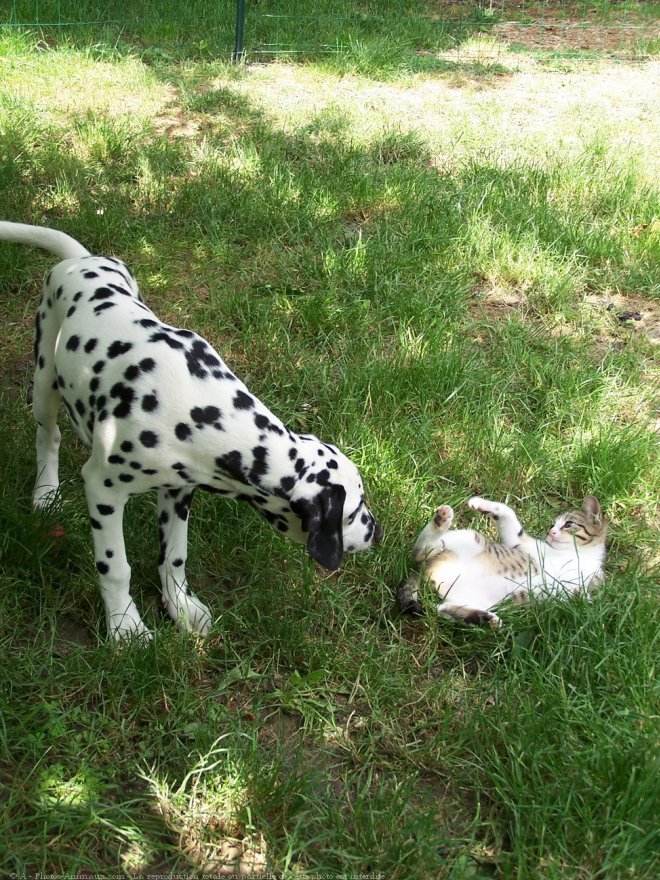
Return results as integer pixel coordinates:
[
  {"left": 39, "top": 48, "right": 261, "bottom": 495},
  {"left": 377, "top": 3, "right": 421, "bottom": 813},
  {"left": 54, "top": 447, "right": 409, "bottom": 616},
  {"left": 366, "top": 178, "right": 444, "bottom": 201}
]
[{"left": 373, "top": 523, "right": 384, "bottom": 545}]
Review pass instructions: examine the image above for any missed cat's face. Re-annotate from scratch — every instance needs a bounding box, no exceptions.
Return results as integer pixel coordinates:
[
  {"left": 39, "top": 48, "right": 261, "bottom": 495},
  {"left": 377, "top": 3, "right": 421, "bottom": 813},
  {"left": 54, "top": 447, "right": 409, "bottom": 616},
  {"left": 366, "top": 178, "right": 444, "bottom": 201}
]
[{"left": 547, "top": 496, "right": 607, "bottom": 549}]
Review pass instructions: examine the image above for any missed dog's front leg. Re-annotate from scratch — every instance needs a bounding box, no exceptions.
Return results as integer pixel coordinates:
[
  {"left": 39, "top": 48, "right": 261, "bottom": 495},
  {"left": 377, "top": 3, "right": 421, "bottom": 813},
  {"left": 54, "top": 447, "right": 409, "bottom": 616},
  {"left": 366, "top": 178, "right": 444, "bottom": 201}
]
[
  {"left": 81, "top": 461, "right": 151, "bottom": 641},
  {"left": 156, "top": 488, "right": 212, "bottom": 636}
]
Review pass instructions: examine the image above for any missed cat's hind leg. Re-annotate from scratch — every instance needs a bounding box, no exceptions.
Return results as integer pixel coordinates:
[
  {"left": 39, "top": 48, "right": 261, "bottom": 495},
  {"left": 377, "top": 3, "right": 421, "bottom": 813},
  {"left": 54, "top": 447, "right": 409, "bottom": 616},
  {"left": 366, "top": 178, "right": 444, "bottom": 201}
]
[
  {"left": 436, "top": 601, "right": 501, "bottom": 629},
  {"left": 469, "top": 497, "right": 526, "bottom": 547}
]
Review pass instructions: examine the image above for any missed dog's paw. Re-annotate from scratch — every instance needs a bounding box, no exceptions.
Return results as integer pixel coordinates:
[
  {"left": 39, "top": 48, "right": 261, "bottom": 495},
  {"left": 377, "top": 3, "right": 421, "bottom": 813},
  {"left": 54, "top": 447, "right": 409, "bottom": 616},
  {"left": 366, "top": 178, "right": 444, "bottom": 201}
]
[
  {"left": 32, "top": 485, "right": 60, "bottom": 510},
  {"left": 164, "top": 591, "right": 212, "bottom": 637},
  {"left": 107, "top": 601, "right": 153, "bottom": 643},
  {"left": 432, "top": 505, "right": 454, "bottom": 529}
]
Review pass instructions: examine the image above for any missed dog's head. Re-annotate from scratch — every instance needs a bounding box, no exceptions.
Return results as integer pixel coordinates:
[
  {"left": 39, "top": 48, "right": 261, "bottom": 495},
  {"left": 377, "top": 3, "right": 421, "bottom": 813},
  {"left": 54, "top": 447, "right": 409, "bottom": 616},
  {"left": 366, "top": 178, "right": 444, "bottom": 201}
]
[{"left": 287, "top": 440, "right": 382, "bottom": 570}]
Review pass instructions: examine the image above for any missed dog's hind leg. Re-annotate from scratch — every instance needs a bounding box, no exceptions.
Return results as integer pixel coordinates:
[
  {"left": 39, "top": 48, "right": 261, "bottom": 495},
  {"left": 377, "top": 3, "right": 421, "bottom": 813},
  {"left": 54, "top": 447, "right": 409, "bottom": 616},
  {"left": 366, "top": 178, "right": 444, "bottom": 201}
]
[
  {"left": 31, "top": 307, "right": 62, "bottom": 508},
  {"left": 81, "top": 461, "right": 151, "bottom": 641},
  {"left": 157, "top": 488, "right": 212, "bottom": 636}
]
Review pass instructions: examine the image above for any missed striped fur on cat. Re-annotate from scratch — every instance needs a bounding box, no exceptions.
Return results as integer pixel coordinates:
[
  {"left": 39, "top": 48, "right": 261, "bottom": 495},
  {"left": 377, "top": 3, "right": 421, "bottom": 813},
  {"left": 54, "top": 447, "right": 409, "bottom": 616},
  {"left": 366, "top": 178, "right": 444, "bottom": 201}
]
[{"left": 398, "top": 496, "right": 607, "bottom": 627}]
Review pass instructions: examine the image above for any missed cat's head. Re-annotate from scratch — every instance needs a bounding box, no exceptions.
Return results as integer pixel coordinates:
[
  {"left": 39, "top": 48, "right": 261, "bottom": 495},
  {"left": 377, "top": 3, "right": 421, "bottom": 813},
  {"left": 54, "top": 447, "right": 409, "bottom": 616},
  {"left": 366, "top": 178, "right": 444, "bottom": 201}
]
[{"left": 547, "top": 496, "right": 607, "bottom": 549}]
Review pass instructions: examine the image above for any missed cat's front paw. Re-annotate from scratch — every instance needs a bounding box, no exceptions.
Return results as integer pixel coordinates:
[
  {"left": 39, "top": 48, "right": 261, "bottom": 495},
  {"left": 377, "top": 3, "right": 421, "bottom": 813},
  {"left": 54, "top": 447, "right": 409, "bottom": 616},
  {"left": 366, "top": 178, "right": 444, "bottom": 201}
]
[
  {"left": 468, "top": 497, "right": 502, "bottom": 517},
  {"left": 433, "top": 505, "right": 454, "bottom": 529}
]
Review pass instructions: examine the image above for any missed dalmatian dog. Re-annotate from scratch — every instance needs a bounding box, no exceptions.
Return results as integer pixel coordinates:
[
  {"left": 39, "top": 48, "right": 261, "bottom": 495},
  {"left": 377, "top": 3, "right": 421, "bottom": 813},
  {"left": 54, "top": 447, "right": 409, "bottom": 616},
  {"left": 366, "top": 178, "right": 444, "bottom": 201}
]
[{"left": 0, "top": 221, "right": 382, "bottom": 641}]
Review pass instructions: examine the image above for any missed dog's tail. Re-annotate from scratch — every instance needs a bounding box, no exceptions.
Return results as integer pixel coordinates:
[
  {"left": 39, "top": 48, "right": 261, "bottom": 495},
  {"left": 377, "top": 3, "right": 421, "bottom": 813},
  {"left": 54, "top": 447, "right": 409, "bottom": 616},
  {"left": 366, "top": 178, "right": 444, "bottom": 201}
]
[{"left": 0, "top": 221, "right": 91, "bottom": 261}]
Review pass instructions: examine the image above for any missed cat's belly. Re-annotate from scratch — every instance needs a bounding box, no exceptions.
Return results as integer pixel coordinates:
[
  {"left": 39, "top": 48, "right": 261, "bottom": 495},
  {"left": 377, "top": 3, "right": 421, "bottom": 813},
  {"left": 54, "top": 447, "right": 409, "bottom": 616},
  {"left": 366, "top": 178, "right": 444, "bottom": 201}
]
[{"left": 427, "top": 557, "right": 528, "bottom": 608}]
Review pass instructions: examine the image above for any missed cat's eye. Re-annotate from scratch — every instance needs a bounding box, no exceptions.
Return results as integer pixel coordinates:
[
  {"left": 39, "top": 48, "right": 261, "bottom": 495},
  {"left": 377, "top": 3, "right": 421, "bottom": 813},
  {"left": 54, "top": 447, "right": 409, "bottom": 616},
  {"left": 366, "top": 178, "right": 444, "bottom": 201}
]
[{"left": 562, "top": 520, "right": 577, "bottom": 529}]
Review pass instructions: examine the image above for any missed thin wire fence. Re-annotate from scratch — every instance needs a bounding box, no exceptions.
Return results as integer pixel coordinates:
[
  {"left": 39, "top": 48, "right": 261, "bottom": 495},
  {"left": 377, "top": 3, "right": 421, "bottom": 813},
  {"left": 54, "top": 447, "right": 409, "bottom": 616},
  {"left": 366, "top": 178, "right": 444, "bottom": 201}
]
[{"left": 2, "top": 1, "right": 659, "bottom": 62}]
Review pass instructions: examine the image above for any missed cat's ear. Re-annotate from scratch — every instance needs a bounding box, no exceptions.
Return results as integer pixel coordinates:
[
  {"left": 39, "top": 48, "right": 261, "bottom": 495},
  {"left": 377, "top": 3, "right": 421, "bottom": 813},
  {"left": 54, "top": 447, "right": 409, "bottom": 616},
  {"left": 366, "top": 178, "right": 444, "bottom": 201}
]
[{"left": 583, "top": 496, "right": 602, "bottom": 524}]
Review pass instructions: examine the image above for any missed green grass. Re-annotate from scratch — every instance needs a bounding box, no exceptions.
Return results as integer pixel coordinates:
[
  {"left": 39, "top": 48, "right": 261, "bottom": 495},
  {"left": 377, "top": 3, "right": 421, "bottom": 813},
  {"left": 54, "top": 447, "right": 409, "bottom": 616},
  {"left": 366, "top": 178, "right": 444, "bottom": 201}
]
[{"left": 0, "top": 10, "right": 659, "bottom": 879}]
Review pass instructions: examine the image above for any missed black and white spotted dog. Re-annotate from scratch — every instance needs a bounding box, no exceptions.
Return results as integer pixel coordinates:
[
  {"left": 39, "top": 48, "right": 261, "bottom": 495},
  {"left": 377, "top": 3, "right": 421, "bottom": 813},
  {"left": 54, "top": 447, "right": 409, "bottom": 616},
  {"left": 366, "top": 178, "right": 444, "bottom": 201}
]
[{"left": 1, "top": 222, "right": 382, "bottom": 640}]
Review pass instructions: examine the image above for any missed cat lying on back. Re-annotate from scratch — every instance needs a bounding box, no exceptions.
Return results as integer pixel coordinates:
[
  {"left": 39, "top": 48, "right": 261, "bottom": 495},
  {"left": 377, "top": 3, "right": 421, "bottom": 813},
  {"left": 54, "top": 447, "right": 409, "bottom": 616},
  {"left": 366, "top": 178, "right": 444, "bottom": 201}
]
[{"left": 398, "top": 496, "right": 607, "bottom": 628}]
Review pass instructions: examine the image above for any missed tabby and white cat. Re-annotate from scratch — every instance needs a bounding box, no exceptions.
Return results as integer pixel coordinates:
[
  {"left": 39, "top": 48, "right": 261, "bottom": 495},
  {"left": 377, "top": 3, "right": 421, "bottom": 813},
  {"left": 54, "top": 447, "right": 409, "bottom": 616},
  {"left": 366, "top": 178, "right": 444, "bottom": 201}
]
[{"left": 398, "top": 496, "right": 607, "bottom": 627}]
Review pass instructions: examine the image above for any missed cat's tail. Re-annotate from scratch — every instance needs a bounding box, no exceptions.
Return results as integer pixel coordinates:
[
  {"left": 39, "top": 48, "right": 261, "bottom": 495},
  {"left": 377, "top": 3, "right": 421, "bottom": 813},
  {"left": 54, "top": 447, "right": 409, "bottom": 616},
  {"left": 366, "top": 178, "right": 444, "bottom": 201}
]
[
  {"left": 0, "top": 221, "right": 91, "bottom": 261},
  {"left": 397, "top": 572, "right": 425, "bottom": 616}
]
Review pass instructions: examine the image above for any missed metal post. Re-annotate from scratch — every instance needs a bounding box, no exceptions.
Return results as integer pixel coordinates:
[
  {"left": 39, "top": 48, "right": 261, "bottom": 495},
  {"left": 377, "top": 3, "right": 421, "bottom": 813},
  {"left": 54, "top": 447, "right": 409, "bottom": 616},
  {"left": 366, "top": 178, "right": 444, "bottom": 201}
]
[{"left": 233, "top": 0, "right": 246, "bottom": 61}]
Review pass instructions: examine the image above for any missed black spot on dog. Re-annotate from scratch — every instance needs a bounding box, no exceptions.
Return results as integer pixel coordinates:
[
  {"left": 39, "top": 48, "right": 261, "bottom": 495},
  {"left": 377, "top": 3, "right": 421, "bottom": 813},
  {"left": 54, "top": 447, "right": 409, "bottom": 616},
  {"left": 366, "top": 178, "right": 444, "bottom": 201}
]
[
  {"left": 97, "top": 504, "right": 115, "bottom": 516},
  {"left": 90, "top": 288, "right": 114, "bottom": 301},
  {"left": 108, "top": 454, "right": 125, "bottom": 465},
  {"left": 84, "top": 338, "right": 98, "bottom": 354},
  {"left": 174, "top": 492, "right": 194, "bottom": 521},
  {"left": 90, "top": 518, "right": 102, "bottom": 530},
  {"left": 142, "top": 393, "right": 158, "bottom": 412},
  {"left": 107, "top": 341, "right": 133, "bottom": 359},
  {"left": 130, "top": 461, "right": 142, "bottom": 470},
  {"left": 66, "top": 306, "right": 76, "bottom": 318},
  {"left": 136, "top": 319, "right": 158, "bottom": 329},
  {"left": 139, "top": 430, "right": 159, "bottom": 448},
  {"left": 66, "top": 335, "right": 80, "bottom": 351},
  {"left": 83, "top": 271, "right": 99, "bottom": 279},
  {"left": 94, "top": 302, "right": 115, "bottom": 314},
  {"left": 215, "top": 451, "right": 246, "bottom": 483},
  {"left": 110, "top": 382, "right": 136, "bottom": 418},
  {"left": 119, "top": 473, "right": 134, "bottom": 482},
  {"left": 172, "top": 558, "right": 184, "bottom": 567},
  {"left": 149, "top": 332, "right": 184, "bottom": 350},
  {"left": 185, "top": 339, "right": 222, "bottom": 379},
  {"left": 175, "top": 423, "right": 192, "bottom": 442},
  {"left": 327, "top": 459, "right": 339, "bottom": 470},
  {"left": 92, "top": 361, "right": 105, "bottom": 374},
  {"left": 190, "top": 405, "right": 221, "bottom": 427},
  {"left": 38, "top": 355, "right": 45, "bottom": 369},
  {"left": 254, "top": 413, "right": 284, "bottom": 435},
  {"left": 75, "top": 399, "right": 86, "bottom": 416},
  {"left": 233, "top": 390, "right": 254, "bottom": 410},
  {"left": 103, "top": 478, "right": 113, "bottom": 488},
  {"left": 96, "top": 561, "right": 109, "bottom": 574},
  {"left": 120, "top": 440, "right": 133, "bottom": 453},
  {"left": 159, "top": 510, "right": 169, "bottom": 524},
  {"left": 73, "top": 291, "right": 83, "bottom": 302},
  {"left": 124, "top": 365, "right": 140, "bottom": 381},
  {"left": 249, "top": 446, "right": 269, "bottom": 482},
  {"left": 139, "top": 357, "right": 156, "bottom": 373},
  {"left": 280, "top": 476, "right": 296, "bottom": 493},
  {"left": 90, "top": 377, "right": 100, "bottom": 392}
]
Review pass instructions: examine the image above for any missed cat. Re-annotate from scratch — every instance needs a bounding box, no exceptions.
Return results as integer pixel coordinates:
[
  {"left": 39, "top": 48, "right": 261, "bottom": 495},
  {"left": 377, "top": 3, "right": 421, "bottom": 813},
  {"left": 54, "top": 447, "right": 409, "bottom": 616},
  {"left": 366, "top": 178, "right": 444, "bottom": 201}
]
[{"left": 398, "top": 496, "right": 607, "bottom": 628}]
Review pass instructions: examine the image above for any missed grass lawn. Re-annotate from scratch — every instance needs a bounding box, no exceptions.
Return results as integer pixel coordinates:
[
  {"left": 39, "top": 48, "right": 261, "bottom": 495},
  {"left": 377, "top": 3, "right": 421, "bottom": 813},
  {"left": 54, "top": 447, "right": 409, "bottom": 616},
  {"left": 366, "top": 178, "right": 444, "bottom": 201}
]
[{"left": 0, "top": 5, "right": 658, "bottom": 878}]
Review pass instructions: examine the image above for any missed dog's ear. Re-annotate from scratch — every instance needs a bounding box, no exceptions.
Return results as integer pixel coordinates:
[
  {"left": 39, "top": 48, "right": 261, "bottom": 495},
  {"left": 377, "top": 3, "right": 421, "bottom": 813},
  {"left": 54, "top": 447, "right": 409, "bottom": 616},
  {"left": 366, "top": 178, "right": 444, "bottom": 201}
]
[{"left": 292, "top": 484, "right": 346, "bottom": 570}]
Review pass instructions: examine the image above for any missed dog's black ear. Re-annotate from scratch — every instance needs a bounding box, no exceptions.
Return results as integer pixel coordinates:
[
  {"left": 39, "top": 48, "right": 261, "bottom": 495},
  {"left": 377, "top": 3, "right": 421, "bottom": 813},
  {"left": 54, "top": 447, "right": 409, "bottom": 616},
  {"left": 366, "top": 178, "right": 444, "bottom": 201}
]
[{"left": 293, "top": 484, "right": 346, "bottom": 570}]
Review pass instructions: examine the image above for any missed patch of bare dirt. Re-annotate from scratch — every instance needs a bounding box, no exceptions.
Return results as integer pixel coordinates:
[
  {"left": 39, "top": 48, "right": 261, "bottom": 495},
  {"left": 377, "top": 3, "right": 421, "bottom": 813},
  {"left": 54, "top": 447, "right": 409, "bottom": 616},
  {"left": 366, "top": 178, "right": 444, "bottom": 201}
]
[
  {"left": 492, "top": 20, "right": 660, "bottom": 55},
  {"left": 584, "top": 292, "right": 660, "bottom": 345}
]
